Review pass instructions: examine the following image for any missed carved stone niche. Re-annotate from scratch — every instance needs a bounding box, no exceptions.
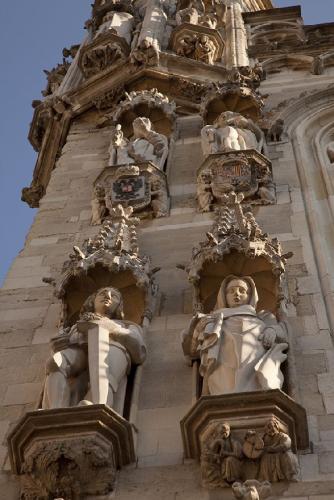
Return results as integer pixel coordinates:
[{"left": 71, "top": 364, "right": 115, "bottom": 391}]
[
  {"left": 180, "top": 390, "right": 309, "bottom": 486},
  {"left": 197, "top": 151, "right": 275, "bottom": 211},
  {"left": 8, "top": 405, "right": 135, "bottom": 499},
  {"left": 93, "top": 162, "right": 169, "bottom": 220},
  {"left": 169, "top": 23, "right": 225, "bottom": 65},
  {"left": 180, "top": 193, "right": 290, "bottom": 314},
  {"left": 109, "top": 89, "right": 176, "bottom": 138},
  {"left": 201, "top": 83, "right": 265, "bottom": 125},
  {"left": 55, "top": 205, "right": 157, "bottom": 328},
  {"left": 78, "top": 31, "right": 129, "bottom": 79}
]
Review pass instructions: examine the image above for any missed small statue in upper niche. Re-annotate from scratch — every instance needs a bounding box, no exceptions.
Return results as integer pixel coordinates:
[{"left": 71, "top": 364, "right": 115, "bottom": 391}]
[
  {"left": 201, "top": 422, "right": 243, "bottom": 488},
  {"left": 258, "top": 417, "right": 299, "bottom": 482},
  {"left": 108, "top": 117, "right": 168, "bottom": 170},
  {"left": 182, "top": 275, "right": 289, "bottom": 396},
  {"left": 42, "top": 287, "right": 146, "bottom": 414},
  {"left": 108, "top": 124, "right": 132, "bottom": 166},
  {"left": 201, "top": 112, "right": 265, "bottom": 156}
]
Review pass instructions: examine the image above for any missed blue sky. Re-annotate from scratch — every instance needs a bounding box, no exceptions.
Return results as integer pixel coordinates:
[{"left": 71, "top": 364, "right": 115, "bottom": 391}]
[{"left": 0, "top": 1, "right": 333, "bottom": 285}]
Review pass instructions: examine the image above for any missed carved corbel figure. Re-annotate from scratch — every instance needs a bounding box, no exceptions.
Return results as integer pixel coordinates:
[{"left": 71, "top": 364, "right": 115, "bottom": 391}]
[
  {"left": 42, "top": 59, "right": 70, "bottom": 97},
  {"left": 42, "top": 287, "right": 146, "bottom": 414},
  {"left": 130, "top": 38, "right": 160, "bottom": 66},
  {"left": 201, "top": 422, "right": 243, "bottom": 488},
  {"left": 258, "top": 417, "right": 299, "bottom": 482}
]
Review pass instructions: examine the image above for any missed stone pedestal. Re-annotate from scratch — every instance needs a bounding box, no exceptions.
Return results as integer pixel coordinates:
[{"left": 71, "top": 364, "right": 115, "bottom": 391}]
[
  {"left": 180, "top": 389, "right": 309, "bottom": 460},
  {"left": 8, "top": 405, "right": 135, "bottom": 499}
]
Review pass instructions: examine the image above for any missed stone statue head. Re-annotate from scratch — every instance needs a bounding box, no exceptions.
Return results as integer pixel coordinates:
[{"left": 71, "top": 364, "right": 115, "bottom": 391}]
[
  {"left": 80, "top": 286, "right": 124, "bottom": 320},
  {"left": 219, "top": 422, "right": 231, "bottom": 438},
  {"left": 133, "top": 116, "right": 152, "bottom": 138},
  {"left": 214, "top": 275, "right": 259, "bottom": 310}
]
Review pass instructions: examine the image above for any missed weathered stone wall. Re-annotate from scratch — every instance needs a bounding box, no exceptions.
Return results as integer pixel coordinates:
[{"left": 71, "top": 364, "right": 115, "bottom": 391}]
[{"left": 1, "top": 67, "right": 334, "bottom": 498}]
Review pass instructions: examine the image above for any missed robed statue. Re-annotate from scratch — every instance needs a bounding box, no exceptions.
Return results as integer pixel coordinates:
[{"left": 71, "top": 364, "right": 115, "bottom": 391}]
[{"left": 182, "top": 275, "right": 288, "bottom": 395}]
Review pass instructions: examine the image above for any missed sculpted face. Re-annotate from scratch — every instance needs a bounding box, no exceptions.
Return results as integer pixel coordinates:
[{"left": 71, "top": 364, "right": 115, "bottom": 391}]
[
  {"left": 93, "top": 287, "right": 121, "bottom": 317},
  {"left": 221, "top": 424, "right": 230, "bottom": 439},
  {"left": 266, "top": 419, "right": 279, "bottom": 437},
  {"left": 225, "top": 278, "right": 251, "bottom": 308}
]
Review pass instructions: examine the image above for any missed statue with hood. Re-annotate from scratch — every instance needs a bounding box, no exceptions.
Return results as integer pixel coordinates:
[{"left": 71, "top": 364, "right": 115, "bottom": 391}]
[{"left": 182, "top": 275, "right": 289, "bottom": 395}]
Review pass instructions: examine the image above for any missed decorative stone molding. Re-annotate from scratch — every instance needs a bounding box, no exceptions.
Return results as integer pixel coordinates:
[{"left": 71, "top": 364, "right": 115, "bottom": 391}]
[
  {"left": 180, "top": 389, "right": 309, "bottom": 460},
  {"left": 79, "top": 31, "right": 129, "bottom": 79},
  {"left": 93, "top": 162, "right": 169, "bottom": 220},
  {"left": 170, "top": 23, "right": 225, "bottom": 65},
  {"left": 197, "top": 150, "right": 275, "bottom": 211},
  {"left": 8, "top": 405, "right": 135, "bottom": 499},
  {"left": 178, "top": 192, "right": 291, "bottom": 313},
  {"left": 201, "top": 83, "right": 265, "bottom": 124},
  {"left": 169, "top": 76, "right": 206, "bottom": 103}
]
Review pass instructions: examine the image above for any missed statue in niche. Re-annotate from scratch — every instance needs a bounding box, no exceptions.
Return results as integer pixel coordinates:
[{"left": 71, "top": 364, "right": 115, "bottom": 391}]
[
  {"left": 42, "top": 287, "right": 146, "bottom": 414},
  {"left": 267, "top": 119, "right": 284, "bottom": 143},
  {"left": 258, "top": 417, "right": 299, "bottom": 482},
  {"left": 201, "top": 112, "right": 265, "bottom": 156},
  {"left": 108, "top": 118, "right": 168, "bottom": 170},
  {"left": 108, "top": 124, "right": 132, "bottom": 166},
  {"left": 201, "top": 422, "right": 243, "bottom": 488},
  {"left": 130, "top": 38, "right": 160, "bottom": 66},
  {"left": 182, "top": 275, "right": 288, "bottom": 396}
]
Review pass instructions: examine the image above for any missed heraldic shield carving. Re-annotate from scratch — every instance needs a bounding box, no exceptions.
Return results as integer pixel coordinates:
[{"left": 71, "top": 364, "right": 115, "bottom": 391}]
[{"left": 92, "top": 162, "right": 169, "bottom": 221}]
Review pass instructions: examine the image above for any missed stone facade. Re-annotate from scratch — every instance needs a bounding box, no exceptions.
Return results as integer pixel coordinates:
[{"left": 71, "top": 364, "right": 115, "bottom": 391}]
[{"left": 2, "top": 0, "right": 334, "bottom": 498}]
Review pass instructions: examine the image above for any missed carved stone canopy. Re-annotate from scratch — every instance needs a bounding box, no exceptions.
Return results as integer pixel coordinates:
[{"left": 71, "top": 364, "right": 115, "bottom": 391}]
[
  {"left": 55, "top": 205, "right": 156, "bottom": 326},
  {"left": 180, "top": 389, "right": 309, "bottom": 461},
  {"left": 181, "top": 193, "right": 291, "bottom": 313},
  {"left": 197, "top": 150, "right": 275, "bottom": 210},
  {"left": 78, "top": 31, "right": 129, "bottom": 79},
  {"left": 109, "top": 89, "right": 176, "bottom": 138},
  {"left": 170, "top": 22, "right": 225, "bottom": 64},
  {"left": 94, "top": 162, "right": 169, "bottom": 219},
  {"left": 201, "top": 83, "right": 265, "bottom": 124},
  {"left": 8, "top": 405, "right": 135, "bottom": 500}
]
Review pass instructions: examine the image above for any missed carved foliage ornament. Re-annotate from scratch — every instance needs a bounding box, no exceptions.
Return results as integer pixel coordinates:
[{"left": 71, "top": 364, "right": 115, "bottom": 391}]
[
  {"left": 79, "top": 32, "right": 129, "bottom": 78},
  {"left": 20, "top": 436, "right": 116, "bottom": 500}
]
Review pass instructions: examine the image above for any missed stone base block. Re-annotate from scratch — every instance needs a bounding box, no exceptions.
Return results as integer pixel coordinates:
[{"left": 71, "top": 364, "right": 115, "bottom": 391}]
[
  {"left": 8, "top": 404, "right": 135, "bottom": 499},
  {"left": 180, "top": 389, "right": 309, "bottom": 460}
]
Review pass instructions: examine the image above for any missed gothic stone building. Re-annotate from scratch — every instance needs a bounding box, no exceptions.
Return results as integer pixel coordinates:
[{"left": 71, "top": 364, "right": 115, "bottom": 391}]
[{"left": 1, "top": 0, "right": 334, "bottom": 499}]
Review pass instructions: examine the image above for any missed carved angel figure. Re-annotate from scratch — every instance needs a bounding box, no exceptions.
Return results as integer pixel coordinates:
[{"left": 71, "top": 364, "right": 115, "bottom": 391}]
[
  {"left": 182, "top": 275, "right": 289, "bottom": 396},
  {"left": 201, "top": 111, "right": 265, "bottom": 156},
  {"left": 42, "top": 287, "right": 146, "bottom": 414},
  {"left": 258, "top": 417, "right": 299, "bottom": 482}
]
